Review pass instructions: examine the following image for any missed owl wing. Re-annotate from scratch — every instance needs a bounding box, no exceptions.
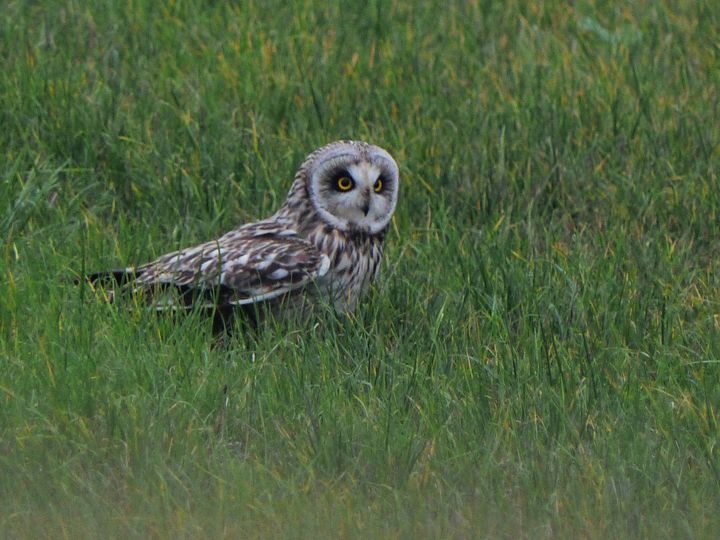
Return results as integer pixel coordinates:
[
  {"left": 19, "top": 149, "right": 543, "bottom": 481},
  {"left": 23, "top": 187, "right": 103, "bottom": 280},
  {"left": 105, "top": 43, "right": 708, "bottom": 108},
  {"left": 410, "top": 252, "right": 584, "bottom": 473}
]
[{"left": 88, "top": 220, "right": 330, "bottom": 309}]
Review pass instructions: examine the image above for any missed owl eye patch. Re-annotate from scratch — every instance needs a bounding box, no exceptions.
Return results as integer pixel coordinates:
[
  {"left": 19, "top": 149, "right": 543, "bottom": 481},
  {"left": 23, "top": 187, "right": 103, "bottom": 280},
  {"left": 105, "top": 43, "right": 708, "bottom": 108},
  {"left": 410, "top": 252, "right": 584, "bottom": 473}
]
[
  {"left": 335, "top": 175, "right": 354, "bottom": 192},
  {"left": 374, "top": 177, "right": 384, "bottom": 193}
]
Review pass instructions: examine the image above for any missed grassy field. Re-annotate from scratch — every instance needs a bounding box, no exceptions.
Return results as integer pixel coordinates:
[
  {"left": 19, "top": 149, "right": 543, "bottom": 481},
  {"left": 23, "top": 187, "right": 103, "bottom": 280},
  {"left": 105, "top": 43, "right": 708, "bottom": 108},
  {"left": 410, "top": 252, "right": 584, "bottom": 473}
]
[{"left": 1, "top": 0, "right": 719, "bottom": 537}]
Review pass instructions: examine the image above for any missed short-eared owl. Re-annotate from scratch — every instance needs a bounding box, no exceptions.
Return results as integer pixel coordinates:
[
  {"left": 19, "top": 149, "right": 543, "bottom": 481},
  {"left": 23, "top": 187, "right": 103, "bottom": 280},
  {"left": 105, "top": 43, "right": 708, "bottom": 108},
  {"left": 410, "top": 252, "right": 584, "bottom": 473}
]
[{"left": 87, "top": 141, "right": 399, "bottom": 322}]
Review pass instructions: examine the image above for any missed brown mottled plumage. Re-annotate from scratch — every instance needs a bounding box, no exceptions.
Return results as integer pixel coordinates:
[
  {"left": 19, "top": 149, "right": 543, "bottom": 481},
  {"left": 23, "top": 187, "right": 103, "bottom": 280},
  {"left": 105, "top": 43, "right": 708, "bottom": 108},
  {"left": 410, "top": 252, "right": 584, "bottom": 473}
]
[{"left": 86, "top": 141, "right": 399, "bottom": 322}]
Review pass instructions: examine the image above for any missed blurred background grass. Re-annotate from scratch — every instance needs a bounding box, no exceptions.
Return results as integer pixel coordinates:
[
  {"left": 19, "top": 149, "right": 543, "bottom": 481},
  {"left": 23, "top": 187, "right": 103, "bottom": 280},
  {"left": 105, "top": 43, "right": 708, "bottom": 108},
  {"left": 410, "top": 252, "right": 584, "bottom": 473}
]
[{"left": 1, "top": 0, "right": 719, "bottom": 537}]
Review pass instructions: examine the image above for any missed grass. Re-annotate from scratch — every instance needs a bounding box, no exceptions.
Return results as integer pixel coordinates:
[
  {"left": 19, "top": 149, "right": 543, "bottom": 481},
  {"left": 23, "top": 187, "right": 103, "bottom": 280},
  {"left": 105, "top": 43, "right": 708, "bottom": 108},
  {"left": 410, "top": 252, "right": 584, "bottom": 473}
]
[{"left": 1, "top": 0, "right": 719, "bottom": 537}]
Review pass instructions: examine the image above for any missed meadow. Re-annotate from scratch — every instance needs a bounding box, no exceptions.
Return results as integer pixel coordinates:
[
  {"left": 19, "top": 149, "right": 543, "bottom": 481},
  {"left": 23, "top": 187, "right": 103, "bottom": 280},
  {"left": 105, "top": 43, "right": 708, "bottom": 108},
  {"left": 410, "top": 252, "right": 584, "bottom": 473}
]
[{"left": 1, "top": 1, "right": 719, "bottom": 537}]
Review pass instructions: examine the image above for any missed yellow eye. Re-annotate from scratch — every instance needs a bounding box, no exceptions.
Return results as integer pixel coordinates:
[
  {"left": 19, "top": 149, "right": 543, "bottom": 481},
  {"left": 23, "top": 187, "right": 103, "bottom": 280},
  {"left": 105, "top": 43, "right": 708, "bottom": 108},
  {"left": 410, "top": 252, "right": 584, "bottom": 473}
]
[
  {"left": 336, "top": 176, "right": 354, "bottom": 191},
  {"left": 374, "top": 178, "right": 383, "bottom": 193}
]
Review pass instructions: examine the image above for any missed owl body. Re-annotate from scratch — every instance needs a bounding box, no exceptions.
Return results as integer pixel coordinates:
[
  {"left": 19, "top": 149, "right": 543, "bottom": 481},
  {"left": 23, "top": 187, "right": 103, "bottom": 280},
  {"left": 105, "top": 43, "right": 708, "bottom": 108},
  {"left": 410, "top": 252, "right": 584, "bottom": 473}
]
[
  {"left": 89, "top": 141, "right": 399, "bottom": 320},
  {"left": 304, "top": 225, "right": 385, "bottom": 313}
]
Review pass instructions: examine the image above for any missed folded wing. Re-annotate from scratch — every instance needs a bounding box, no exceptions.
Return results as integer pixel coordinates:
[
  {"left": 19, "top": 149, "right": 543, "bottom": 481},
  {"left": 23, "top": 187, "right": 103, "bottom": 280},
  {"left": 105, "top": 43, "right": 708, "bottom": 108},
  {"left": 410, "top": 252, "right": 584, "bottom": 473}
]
[{"left": 87, "top": 221, "right": 330, "bottom": 309}]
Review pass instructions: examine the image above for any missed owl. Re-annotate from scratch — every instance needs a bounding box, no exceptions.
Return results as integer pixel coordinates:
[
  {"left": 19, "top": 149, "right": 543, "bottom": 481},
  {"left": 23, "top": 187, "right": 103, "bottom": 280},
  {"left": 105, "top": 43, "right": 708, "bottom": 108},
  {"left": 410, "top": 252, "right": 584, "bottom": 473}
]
[{"left": 86, "top": 140, "right": 400, "bottom": 325}]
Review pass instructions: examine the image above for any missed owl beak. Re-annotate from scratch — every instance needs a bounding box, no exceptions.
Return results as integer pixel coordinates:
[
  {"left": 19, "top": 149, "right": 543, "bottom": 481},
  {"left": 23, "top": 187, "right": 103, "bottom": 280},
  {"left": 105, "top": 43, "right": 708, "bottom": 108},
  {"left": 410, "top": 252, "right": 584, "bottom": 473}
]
[
  {"left": 361, "top": 189, "right": 372, "bottom": 216},
  {"left": 361, "top": 199, "right": 371, "bottom": 216}
]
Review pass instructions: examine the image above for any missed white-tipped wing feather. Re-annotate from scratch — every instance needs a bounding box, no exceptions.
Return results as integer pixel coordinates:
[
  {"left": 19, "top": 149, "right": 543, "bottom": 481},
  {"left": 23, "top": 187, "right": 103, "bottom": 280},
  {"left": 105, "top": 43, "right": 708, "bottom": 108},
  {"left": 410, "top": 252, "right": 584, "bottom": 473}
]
[{"left": 109, "top": 220, "right": 330, "bottom": 309}]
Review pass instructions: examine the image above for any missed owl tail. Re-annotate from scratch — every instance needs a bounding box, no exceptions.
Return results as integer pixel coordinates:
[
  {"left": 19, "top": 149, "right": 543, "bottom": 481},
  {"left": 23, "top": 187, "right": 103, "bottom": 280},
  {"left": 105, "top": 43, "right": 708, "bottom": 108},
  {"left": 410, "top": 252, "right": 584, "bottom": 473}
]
[
  {"left": 78, "top": 267, "right": 139, "bottom": 303},
  {"left": 79, "top": 267, "right": 248, "bottom": 333},
  {"left": 84, "top": 267, "right": 139, "bottom": 286},
  {"left": 81, "top": 268, "right": 227, "bottom": 309}
]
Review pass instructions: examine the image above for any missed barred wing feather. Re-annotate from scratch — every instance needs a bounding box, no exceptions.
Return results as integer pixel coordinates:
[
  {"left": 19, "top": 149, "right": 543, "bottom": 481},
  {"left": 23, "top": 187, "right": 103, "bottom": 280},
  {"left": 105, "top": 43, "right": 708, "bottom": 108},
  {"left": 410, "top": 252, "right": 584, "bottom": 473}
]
[{"left": 88, "top": 221, "right": 330, "bottom": 309}]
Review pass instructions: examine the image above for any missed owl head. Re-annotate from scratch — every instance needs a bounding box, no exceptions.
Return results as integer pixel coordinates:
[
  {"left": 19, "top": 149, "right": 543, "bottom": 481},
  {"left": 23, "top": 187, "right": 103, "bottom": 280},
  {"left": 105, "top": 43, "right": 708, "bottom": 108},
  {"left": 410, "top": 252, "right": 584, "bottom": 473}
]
[{"left": 299, "top": 140, "right": 399, "bottom": 235}]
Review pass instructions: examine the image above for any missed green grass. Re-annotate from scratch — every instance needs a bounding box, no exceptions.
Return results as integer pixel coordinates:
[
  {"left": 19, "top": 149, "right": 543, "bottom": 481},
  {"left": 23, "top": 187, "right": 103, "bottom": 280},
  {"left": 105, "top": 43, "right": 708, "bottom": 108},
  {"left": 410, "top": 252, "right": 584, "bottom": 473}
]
[{"left": 1, "top": 0, "right": 719, "bottom": 537}]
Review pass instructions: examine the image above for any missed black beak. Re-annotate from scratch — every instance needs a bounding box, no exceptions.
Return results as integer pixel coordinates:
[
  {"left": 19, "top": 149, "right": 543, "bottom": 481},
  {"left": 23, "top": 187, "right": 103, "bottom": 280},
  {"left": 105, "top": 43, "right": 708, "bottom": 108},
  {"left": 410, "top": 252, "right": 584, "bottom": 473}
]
[{"left": 361, "top": 191, "right": 371, "bottom": 216}]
